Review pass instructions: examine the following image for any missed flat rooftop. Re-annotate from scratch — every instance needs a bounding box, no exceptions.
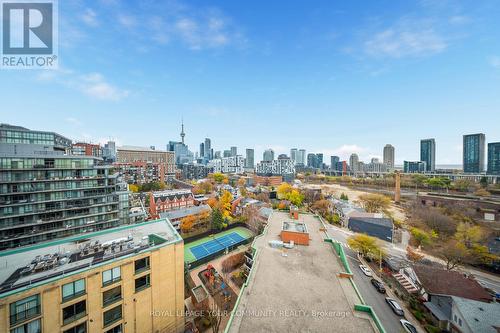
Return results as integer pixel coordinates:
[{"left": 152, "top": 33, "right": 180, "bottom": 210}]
[
  {"left": 282, "top": 221, "right": 308, "bottom": 233},
  {"left": 0, "top": 219, "right": 181, "bottom": 298},
  {"left": 228, "top": 211, "right": 375, "bottom": 333}
]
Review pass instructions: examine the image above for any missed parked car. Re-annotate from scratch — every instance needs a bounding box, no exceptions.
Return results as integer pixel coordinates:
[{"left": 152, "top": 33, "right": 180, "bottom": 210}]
[
  {"left": 370, "top": 279, "right": 386, "bottom": 293},
  {"left": 400, "top": 319, "right": 417, "bottom": 333},
  {"left": 385, "top": 297, "right": 404, "bottom": 316},
  {"left": 359, "top": 265, "right": 372, "bottom": 277}
]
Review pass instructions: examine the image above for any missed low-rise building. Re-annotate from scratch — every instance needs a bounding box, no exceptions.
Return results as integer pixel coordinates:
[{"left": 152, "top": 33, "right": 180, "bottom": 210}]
[
  {"left": 347, "top": 212, "right": 393, "bottom": 243},
  {"left": 424, "top": 295, "right": 500, "bottom": 333},
  {"left": 0, "top": 219, "right": 185, "bottom": 333},
  {"left": 159, "top": 204, "right": 212, "bottom": 231},
  {"left": 149, "top": 189, "right": 194, "bottom": 219},
  {"left": 404, "top": 161, "right": 427, "bottom": 173}
]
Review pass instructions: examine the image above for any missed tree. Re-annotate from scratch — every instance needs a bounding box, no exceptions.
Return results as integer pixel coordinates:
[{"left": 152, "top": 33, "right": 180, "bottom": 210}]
[
  {"left": 425, "top": 177, "right": 451, "bottom": 190},
  {"left": 255, "top": 192, "right": 270, "bottom": 203},
  {"left": 441, "top": 240, "right": 469, "bottom": 270},
  {"left": 340, "top": 193, "right": 349, "bottom": 201},
  {"left": 180, "top": 215, "right": 196, "bottom": 233},
  {"left": 288, "top": 189, "right": 304, "bottom": 206},
  {"left": 455, "top": 222, "right": 483, "bottom": 248},
  {"left": 211, "top": 208, "right": 226, "bottom": 231},
  {"left": 412, "top": 174, "right": 428, "bottom": 190},
  {"left": 311, "top": 199, "right": 332, "bottom": 216},
  {"left": 347, "top": 234, "right": 386, "bottom": 259},
  {"left": 358, "top": 193, "right": 391, "bottom": 213},
  {"left": 480, "top": 176, "right": 488, "bottom": 188},
  {"left": 207, "top": 197, "right": 218, "bottom": 208},
  {"left": 277, "top": 183, "right": 293, "bottom": 200},
  {"left": 237, "top": 178, "right": 246, "bottom": 187},
  {"left": 453, "top": 179, "right": 472, "bottom": 192},
  {"left": 212, "top": 173, "right": 226, "bottom": 183},
  {"left": 128, "top": 184, "right": 139, "bottom": 193},
  {"left": 218, "top": 190, "right": 233, "bottom": 218},
  {"left": 410, "top": 227, "right": 433, "bottom": 247}
]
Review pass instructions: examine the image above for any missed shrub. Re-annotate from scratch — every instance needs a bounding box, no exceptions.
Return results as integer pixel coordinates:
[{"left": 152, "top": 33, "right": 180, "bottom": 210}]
[{"left": 425, "top": 325, "right": 440, "bottom": 333}]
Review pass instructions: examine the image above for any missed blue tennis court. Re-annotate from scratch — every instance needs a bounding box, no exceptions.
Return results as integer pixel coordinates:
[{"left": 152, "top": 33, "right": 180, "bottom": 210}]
[{"left": 190, "top": 232, "right": 245, "bottom": 260}]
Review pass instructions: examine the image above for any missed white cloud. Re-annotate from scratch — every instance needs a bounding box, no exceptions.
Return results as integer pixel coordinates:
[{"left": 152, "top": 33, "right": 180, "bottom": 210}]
[
  {"left": 365, "top": 26, "right": 447, "bottom": 58},
  {"left": 81, "top": 9, "right": 98, "bottom": 27},
  {"left": 489, "top": 56, "right": 500, "bottom": 69},
  {"left": 80, "top": 73, "right": 129, "bottom": 101},
  {"left": 449, "top": 15, "right": 470, "bottom": 25},
  {"left": 34, "top": 68, "right": 129, "bottom": 102},
  {"left": 117, "top": 14, "right": 137, "bottom": 28}
]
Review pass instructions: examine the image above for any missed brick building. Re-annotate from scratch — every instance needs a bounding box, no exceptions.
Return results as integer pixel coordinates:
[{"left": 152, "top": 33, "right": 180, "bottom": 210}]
[{"left": 149, "top": 189, "right": 195, "bottom": 219}]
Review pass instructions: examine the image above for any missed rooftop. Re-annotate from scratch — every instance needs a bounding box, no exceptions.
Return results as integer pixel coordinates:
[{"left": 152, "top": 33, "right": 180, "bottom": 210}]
[
  {"left": 152, "top": 188, "right": 193, "bottom": 198},
  {"left": 348, "top": 213, "right": 393, "bottom": 228},
  {"left": 413, "top": 264, "right": 492, "bottom": 302},
  {"left": 0, "top": 219, "right": 181, "bottom": 298},
  {"left": 227, "top": 211, "right": 375, "bottom": 332},
  {"left": 117, "top": 145, "right": 171, "bottom": 153},
  {"left": 452, "top": 296, "right": 500, "bottom": 333},
  {"left": 282, "top": 221, "right": 308, "bottom": 233},
  {"left": 159, "top": 204, "right": 212, "bottom": 220}
]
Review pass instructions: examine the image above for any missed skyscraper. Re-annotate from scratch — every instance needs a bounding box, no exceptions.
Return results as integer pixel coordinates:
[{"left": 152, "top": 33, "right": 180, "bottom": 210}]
[
  {"left": 383, "top": 144, "right": 395, "bottom": 169},
  {"left": 223, "top": 150, "right": 231, "bottom": 158},
  {"left": 204, "top": 138, "right": 212, "bottom": 160},
  {"left": 246, "top": 148, "right": 255, "bottom": 168},
  {"left": 316, "top": 153, "right": 324, "bottom": 169},
  {"left": 487, "top": 142, "right": 500, "bottom": 175},
  {"left": 349, "top": 153, "right": 359, "bottom": 173},
  {"left": 420, "top": 139, "right": 436, "bottom": 172},
  {"left": 290, "top": 148, "right": 298, "bottom": 163},
  {"left": 230, "top": 146, "right": 237, "bottom": 157},
  {"left": 463, "top": 133, "right": 485, "bottom": 173},
  {"left": 263, "top": 149, "right": 274, "bottom": 162},
  {"left": 307, "top": 153, "right": 317, "bottom": 168},
  {"left": 331, "top": 156, "right": 340, "bottom": 169},
  {"left": 297, "top": 149, "right": 306, "bottom": 166},
  {"left": 199, "top": 142, "right": 204, "bottom": 158}
]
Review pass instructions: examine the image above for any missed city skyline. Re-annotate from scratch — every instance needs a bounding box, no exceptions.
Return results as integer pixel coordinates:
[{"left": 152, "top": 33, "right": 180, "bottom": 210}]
[{"left": 2, "top": 0, "right": 500, "bottom": 164}]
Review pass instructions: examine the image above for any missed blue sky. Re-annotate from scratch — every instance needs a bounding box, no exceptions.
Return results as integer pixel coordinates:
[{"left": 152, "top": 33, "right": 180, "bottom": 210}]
[{"left": 1, "top": 0, "right": 500, "bottom": 164}]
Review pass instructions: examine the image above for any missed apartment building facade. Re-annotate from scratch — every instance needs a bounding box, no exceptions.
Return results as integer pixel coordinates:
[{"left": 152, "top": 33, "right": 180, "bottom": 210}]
[{"left": 0, "top": 219, "right": 185, "bottom": 333}]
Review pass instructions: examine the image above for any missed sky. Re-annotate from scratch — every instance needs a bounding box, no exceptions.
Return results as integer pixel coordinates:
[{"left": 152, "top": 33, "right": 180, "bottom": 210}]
[{"left": 1, "top": 0, "right": 500, "bottom": 165}]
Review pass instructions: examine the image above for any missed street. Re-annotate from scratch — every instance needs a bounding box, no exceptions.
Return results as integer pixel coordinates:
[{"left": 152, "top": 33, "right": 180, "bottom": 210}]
[{"left": 344, "top": 243, "right": 409, "bottom": 333}]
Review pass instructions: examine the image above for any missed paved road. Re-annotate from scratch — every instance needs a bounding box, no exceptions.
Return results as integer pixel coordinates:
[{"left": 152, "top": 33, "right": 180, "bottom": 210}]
[
  {"left": 344, "top": 245, "right": 408, "bottom": 333},
  {"left": 328, "top": 224, "right": 500, "bottom": 295}
]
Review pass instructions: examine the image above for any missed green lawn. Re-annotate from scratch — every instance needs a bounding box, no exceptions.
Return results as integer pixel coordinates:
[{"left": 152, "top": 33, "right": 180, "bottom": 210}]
[{"left": 184, "top": 226, "right": 254, "bottom": 264}]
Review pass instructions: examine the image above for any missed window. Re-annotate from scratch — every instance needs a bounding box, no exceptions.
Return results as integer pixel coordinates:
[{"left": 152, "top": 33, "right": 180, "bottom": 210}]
[
  {"left": 105, "top": 324, "right": 122, "bottom": 333},
  {"left": 135, "top": 274, "right": 150, "bottom": 292},
  {"left": 454, "top": 315, "right": 457, "bottom": 322},
  {"left": 62, "top": 279, "right": 86, "bottom": 302},
  {"left": 62, "top": 300, "right": 86, "bottom": 325},
  {"left": 9, "top": 295, "right": 41, "bottom": 326},
  {"left": 459, "top": 318, "right": 462, "bottom": 326},
  {"left": 103, "top": 286, "right": 122, "bottom": 307},
  {"left": 103, "top": 305, "right": 122, "bottom": 327},
  {"left": 134, "top": 257, "right": 150, "bottom": 273},
  {"left": 63, "top": 322, "right": 86, "bottom": 333},
  {"left": 10, "top": 319, "right": 41, "bottom": 333},
  {"left": 102, "top": 267, "right": 121, "bottom": 286}
]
